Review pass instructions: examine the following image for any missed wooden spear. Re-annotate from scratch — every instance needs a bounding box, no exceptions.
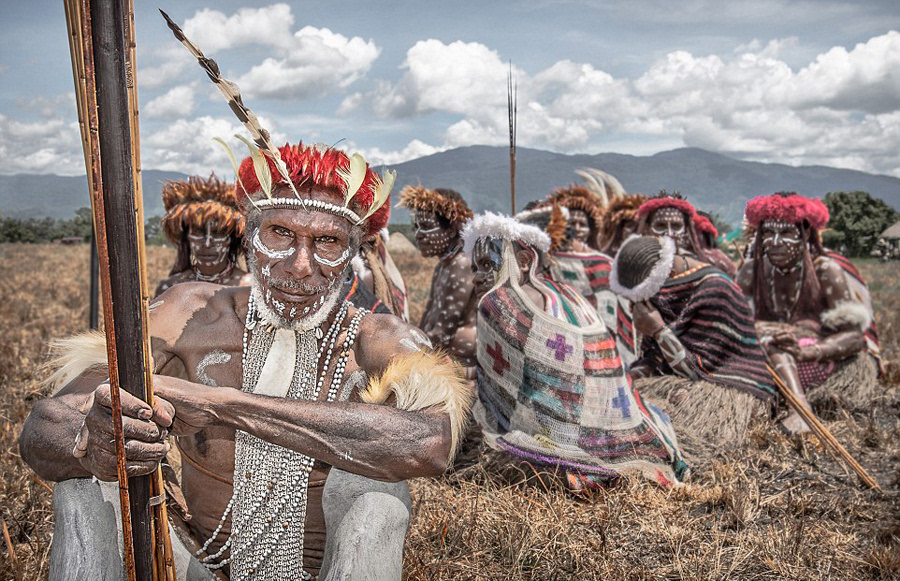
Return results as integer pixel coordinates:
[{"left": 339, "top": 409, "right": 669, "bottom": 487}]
[
  {"left": 767, "top": 364, "right": 882, "bottom": 492},
  {"left": 508, "top": 63, "right": 517, "bottom": 215},
  {"left": 64, "top": 0, "right": 176, "bottom": 579}
]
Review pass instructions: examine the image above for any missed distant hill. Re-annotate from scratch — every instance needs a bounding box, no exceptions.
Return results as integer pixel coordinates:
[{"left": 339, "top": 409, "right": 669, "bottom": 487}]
[
  {"left": 0, "top": 170, "right": 188, "bottom": 220},
  {"left": 3, "top": 147, "right": 899, "bottom": 226}
]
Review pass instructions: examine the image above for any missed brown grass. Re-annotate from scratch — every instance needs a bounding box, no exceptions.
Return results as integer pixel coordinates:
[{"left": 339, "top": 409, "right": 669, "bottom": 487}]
[{"left": 1, "top": 244, "right": 899, "bottom": 580}]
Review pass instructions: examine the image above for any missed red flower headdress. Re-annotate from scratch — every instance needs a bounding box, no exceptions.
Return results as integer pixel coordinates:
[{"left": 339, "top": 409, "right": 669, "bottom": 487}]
[
  {"left": 693, "top": 214, "right": 718, "bottom": 238},
  {"left": 744, "top": 192, "right": 829, "bottom": 231}
]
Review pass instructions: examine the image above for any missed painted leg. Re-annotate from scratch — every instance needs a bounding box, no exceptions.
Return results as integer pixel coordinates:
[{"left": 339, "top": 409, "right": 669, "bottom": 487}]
[
  {"left": 48, "top": 478, "right": 215, "bottom": 581},
  {"left": 319, "top": 468, "right": 412, "bottom": 581},
  {"left": 770, "top": 351, "right": 811, "bottom": 435}
]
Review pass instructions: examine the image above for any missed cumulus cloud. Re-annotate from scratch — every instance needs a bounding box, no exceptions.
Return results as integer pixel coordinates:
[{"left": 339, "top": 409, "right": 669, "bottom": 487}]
[
  {"left": 144, "top": 86, "right": 196, "bottom": 119},
  {"left": 352, "top": 139, "right": 445, "bottom": 166},
  {"left": 0, "top": 114, "right": 83, "bottom": 175},
  {"left": 340, "top": 30, "right": 900, "bottom": 177}
]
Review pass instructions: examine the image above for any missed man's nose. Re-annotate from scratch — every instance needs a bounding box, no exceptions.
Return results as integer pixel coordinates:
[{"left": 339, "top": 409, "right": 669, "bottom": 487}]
[
  {"left": 281, "top": 243, "right": 314, "bottom": 278},
  {"left": 204, "top": 233, "right": 212, "bottom": 247}
]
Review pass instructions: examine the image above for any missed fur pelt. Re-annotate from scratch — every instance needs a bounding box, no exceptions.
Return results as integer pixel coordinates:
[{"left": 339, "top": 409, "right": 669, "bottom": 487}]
[
  {"left": 361, "top": 350, "right": 474, "bottom": 465},
  {"left": 397, "top": 185, "right": 473, "bottom": 225},
  {"left": 634, "top": 375, "right": 768, "bottom": 468},
  {"left": 821, "top": 300, "right": 872, "bottom": 332},
  {"left": 610, "top": 235, "right": 676, "bottom": 303},
  {"left": 806, "top": 352, "right": 880, "bottom": 416},
  {"left": 43, "top": 330, "right": 109, "bottom": 395},
  {"left": 462, "top": 212, "right": 551, "bottom": 258}
]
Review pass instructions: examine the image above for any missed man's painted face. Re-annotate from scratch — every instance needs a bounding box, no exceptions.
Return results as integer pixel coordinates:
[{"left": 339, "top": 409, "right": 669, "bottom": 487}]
[
  {"left": 249, "top": 196, "right": 353, "bottom": 327},
  {"left": 188, "top": 222, "right": 231, "bottom": 268},
  {"left": 649, "top": 208, "right": 688, "bottom": 250},
  {"left": 566, "top": 209, "right": 591, "bottom": 244},
  {"left": 760, "top": 219, "right": 804, "bottom": 269},
  {"left": 413, "top": 210, "right": 455, "bottom": 257},
  {"left": 471, "top": 237, "right": 503, "bottom": 298}
]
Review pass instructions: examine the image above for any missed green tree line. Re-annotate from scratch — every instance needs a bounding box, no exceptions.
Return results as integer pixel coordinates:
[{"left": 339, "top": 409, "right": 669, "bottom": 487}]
[{"left": 0, "top": 207, "right": 169, "bottom": 245}]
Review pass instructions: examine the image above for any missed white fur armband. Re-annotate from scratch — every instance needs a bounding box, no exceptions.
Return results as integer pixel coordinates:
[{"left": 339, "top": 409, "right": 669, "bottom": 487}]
[
  {"left": 360, "top": 351, "right": 474, "bottom": 465},
  {"left": 43, "top": 330, "right": 109, "bottom": 395},
  {"left": 820, "top": 300, "right": 872, "bottom": 332}
]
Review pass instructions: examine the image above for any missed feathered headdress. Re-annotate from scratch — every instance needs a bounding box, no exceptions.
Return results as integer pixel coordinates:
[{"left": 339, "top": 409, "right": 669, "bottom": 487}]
[
  {"left": 745, "top": 192, "right": 829, "bottom": 230},
  {"left": 693, "top": 213, "right": 718, "bottom": 238},
  {"left": 515, "top": 202, "right": 569, "bottom": 252},
  {"left": 574, "top": 167, "right": 627, "bottom": 207},
  {"left": 397, "top": 185, "right": 473, "bottom": 225},
  {"left": 160, "top": 10, "right": 395, "bottom": 236},
  {"left": 462, "top": 212, "right": 551, "bottom": 259},
  {"left": 598, "top": 194, "right": 647, "bottom": 247},
  {"left": 636, "top": 190, "right": 698, "bottom": 220},
  {"left": 161, "top": 174, "right": 244, "bottom": 244}
]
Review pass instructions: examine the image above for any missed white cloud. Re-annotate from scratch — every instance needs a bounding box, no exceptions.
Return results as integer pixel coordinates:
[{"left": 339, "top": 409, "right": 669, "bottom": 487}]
[
  {"left": 182, "top": 4, "right": 296, "bottom": 52},
  {"left": 0, "top": 114, "right": 83, "bottom": 175},
  {"left": 352, "top": 139, "right": 445, "bottom": 166},
  {"left": 144, "top": 86, "right": 196, "bottom": 119}
]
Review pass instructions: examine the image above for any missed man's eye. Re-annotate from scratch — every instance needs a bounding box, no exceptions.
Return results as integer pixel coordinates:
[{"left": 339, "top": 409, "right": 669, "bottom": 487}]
[{"left": 316, "top": 236, "right": 338, "bottom": 244}]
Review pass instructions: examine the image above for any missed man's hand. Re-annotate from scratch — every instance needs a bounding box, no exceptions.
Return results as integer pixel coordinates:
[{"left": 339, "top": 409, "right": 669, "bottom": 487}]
[
  {"left": 632, "top": 301, "right": 665, "bottom": 338},
  {"left": 770, "top": 330, "right": 800, "bottom": 357},
  {"left": 151, "top": 375, "right": 223, "bottom": 436},
  {"left": 74, "top": 383, "right": 173, "bottom": 481}
]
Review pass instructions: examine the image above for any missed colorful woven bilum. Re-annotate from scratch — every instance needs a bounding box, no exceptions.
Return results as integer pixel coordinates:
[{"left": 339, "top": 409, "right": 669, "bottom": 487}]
[
  {"left": 550, "top": 250, "right": 640, "bottom": 366},
  {"left": 476, "top": 246, "right": 688, "bottom": 487}
]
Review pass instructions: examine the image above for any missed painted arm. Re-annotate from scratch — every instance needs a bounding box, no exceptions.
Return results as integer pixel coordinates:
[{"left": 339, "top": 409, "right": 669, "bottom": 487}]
[
  {"left": 423, "top": 253, "right": 475, "bottom": 349},
  {"left": 632, "top": 301, "right": 699, "bottom": 380}
]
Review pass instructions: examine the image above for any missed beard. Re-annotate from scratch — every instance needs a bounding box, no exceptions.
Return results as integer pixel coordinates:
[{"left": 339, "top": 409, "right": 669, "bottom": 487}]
[{"left": 248, "top": 255, "right": 348, "bottom": 332}]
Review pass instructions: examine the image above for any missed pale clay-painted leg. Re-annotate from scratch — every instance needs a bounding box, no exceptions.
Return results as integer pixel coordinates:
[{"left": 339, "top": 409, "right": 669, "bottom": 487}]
[
  {"left": 319, "top": 468, "right": 412, "bottom": 581},
  {"left": 49, "top": 478, "right": 214, "bottom": 581}
]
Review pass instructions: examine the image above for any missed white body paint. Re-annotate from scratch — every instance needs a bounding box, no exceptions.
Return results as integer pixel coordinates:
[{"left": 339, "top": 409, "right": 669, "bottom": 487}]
[
  {"left": 252, "top": 230, "right": 296, "bottom": 260},
  {"left": 196, "top": 350, "right": 232, "bottom": 387}
]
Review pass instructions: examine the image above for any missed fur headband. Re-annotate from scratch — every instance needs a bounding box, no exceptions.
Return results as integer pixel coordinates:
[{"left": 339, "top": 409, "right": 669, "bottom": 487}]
[
  {"left": 462, "top": 212, "right": 551, "bottom": 259},
  {"left": 397, "top": 185, "right": 473, "bottom": 224},
  {"left": 161, "top": 175, "right": 244, "bottom": 243}
]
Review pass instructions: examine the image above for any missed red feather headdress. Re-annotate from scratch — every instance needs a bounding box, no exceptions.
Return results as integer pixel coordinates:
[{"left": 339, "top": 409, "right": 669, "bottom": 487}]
[
  {"left": 693, "top": 214, "right": 718, "bottom": 238},
  {"left": 636, "top": 193, "right": 698, "bottom": 220},
  {"left": 744, "top": 192, "right": 829, "bottom": 230},
  {"left": 236, "top": 142, "right": 391, "bottom": 236}
]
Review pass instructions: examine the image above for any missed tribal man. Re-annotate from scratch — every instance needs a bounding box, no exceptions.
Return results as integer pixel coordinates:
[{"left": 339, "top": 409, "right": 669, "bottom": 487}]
[
  {"left": 612, "top": 235, "right": 776, "bottom": 465},
  {"left": 155, "top": 175, "right": 247, "bottom": 296},
  {"left": 597, "top": 193, "right": 647, "bottom": 257},
  {"left": 636, "top": 191, "right": 711, "bottom": 264},
  {"left": 736, "top": 192, "right": 880, "bottom": 433},
  {"left": 350, "top": 228, "right": 409, "bottom": 321},
  {"left": 20, "top": 142, "right": 472, "bottom": 581},
  {"left": 544, "top": 186, "right": 639, "bottom": 365},
  {"left": 694, "top": 212, "right": 737, "bottom": 277},
  {"left": 397, "top": 185, "right": 477, "bottom": 372},
  {"left": 465, "top": 213, "right": 686, "bottom": 491}
]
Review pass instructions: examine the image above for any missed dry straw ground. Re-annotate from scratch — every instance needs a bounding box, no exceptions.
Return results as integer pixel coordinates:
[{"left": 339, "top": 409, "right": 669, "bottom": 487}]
[{"left": 1, "top": 243, "right": 899, "bottom": 580}]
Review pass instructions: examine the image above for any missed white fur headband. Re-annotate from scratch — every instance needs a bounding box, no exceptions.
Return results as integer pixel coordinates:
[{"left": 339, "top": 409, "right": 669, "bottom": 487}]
[
  {"left": 462, "top": 211, "right": 551, "bottom": 259},
  {"left": 610, "top": 234, "right": 676, "bottom": 303}
]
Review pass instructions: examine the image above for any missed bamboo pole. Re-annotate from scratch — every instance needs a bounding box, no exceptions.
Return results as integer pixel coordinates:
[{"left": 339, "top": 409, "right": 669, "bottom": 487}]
[{"left": 767, "top": 364, "right": 882, "bottom": 492}]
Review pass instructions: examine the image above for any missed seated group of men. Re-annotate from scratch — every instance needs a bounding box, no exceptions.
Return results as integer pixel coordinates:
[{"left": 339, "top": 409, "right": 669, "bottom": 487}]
[{"left": 19, "top": 143, "right": 881, "bottom": 580}]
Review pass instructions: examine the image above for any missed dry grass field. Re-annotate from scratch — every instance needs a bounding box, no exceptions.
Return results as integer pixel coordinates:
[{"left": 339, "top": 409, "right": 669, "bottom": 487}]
[{"left": 1, "top": 243, "right": 899, "bottom": 580}]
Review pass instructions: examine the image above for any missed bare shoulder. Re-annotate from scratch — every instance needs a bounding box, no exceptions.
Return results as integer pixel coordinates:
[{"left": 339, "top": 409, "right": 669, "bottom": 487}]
[
  {"left": 355, "top": 312, "right": 432, "bottom": 375},
  {"left": 150, "top": 283, "right": 247, "bottom": 347},
  {"left": 813, "top": 255, "right": 846, "bottom": 285},
  {"left": 735, "top": 258, "right": 755, "bottom": 292}
]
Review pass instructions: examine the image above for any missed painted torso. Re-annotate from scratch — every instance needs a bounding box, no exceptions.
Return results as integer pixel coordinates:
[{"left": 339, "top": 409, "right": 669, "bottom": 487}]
[{"left": 420, "top": 247, "right": 478, "bottom": 367}]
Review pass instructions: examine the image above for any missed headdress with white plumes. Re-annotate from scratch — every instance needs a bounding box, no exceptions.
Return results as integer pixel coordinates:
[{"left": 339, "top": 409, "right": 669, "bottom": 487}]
[
  {"left": 575, "top": 167, "right": 627, "bottom": 208},
  {"left": 159, "top": 10, "right": 394, "bottom": 226},
  {"left": 462, "top": 212, "right": 551, "bottom": 259}
]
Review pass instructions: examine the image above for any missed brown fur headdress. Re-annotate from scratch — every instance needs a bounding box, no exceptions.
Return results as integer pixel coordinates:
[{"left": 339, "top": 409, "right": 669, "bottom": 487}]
[
  {"left": 548, "top": 185, "right": 605, "bottom": 230},
  {"left": 161, "top": 174, "right": 244, "bottom": 244},
  {"left": 397, "top": 185, "right": 473, "bottom": 225},
  {"left": 515, "top": 201, "right": 569, "bottom": 252},
  {"left": 598, "top": 194, "right": 647, "bottom": 250}
]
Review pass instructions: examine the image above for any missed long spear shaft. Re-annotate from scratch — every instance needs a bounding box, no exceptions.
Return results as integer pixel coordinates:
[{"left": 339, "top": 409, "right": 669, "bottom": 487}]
[{"left": 507, "top": 64, "right": 517, "bottom": 215}]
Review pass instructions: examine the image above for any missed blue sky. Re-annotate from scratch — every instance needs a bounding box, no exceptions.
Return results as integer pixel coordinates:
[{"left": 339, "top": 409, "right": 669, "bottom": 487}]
[{"left": 2, "top": 0, "right": 899, "bottom": 178}]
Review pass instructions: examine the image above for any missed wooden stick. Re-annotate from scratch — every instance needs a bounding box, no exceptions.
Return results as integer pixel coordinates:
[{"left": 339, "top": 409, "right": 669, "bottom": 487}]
[
  {"left": 507, "top": 63, "right": 517, "bottom": 215},
  {"left": 2, "top": 520, "right": 20, "bottom": 580},
  {"left": 767, "top": 364, "right": 882, "bottom": 492}
]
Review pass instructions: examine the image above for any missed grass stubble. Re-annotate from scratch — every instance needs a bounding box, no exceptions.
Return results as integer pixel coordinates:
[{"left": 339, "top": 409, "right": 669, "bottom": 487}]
[{"left": 0, "top": 244, "right": 898, "bottom": 580}]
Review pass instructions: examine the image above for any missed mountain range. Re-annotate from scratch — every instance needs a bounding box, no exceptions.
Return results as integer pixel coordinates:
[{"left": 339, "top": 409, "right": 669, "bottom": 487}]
[{"left": 2, "top": 147, "right": 898, "bottom": 226}]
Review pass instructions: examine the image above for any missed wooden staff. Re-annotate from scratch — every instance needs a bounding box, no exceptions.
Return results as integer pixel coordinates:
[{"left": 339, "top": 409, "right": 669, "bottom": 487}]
[
  {"left": 63, "top": 1, "right": 175, "bottom": 579},
  {"left": 507, "top": 63, "right": 517, "bottom": 215},
  {"left": 767, "top": 364, "right": 882, "bottom": 492}
]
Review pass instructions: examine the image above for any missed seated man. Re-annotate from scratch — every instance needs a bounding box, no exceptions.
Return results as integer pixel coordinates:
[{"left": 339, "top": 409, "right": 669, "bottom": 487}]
[
  {"left": 736, "top": 192, "right": 880, "bottom": 433},
  {"left": 611, "top": 235, "right": 777, "bottom": 465},
  {"left": 351, "top": 228, "right": 409, "bottom": 321},
  {"left": 155, "top": 175, "right": 247, "bottom": 297},
  {"left": 545, "top": 186, "right": 640, "bottom": 365},
  {"left": 397, "top": 186, "right": 477, "bottom": 373},
  {"left": 21, "top": 142, "right": 472, "bottom": 581},
  {"left": 464, "top": 213, "right": 687, "bottom": 491},
  {"left": 636, "top": 191, "right": 725, "bottom": 272}
]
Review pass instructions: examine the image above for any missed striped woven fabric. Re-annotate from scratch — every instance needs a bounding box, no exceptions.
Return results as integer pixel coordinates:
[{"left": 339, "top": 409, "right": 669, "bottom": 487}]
[
  {"left": 636, "top": 265, "right": 777, "bottom": 402},
  {"left": 825, "top": 251, "right": 881, "bottom": 364},
  {"left": 476, "top": 260, "right": 688, "bottom": 487},
  {"left": 550, "top": 250, "right": 640, "bottom": 366}
]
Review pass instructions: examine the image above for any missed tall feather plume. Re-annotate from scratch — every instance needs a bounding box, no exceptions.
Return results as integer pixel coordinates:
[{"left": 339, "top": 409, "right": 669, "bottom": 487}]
[
  {"left": 159, "top": 9, "right": 302, "bottom": 204},
  {"left": 338, "top": 152, "right": 367, "bottom": 206},
  {"left": 362, "top": 168, "right": 396, "bottom": 222},
  {"left": 575, "top": 168, "right": 610, "bottom": 206},
  {"left": 213, "top": 137, "right": 257, "bottom": 209},
  {"left": 586, "top": 168, "right": 626, "bottom": 200},
  {"left": 235, "top": 134, "right": 272, "bottom": 198}
]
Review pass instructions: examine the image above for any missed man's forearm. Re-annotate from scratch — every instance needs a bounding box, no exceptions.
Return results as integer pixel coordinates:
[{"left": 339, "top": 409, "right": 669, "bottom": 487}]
[
  {"left": 816, "top": 330, "right": 866, "bottom": 362},
  {"left": 215, "top": 388, "right": 450, "bottom": 481}
]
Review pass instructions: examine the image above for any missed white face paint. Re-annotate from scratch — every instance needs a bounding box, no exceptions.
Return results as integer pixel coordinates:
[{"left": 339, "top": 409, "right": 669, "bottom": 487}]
[
  {"left": 252, "top": 229, "right": 296, "bottom": 260},
  {"left": 188, "top": 224, "right": 231, "bottom": 267},
  {"left": 313, "top": 247, "right": 351, "bottom": 268}
]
